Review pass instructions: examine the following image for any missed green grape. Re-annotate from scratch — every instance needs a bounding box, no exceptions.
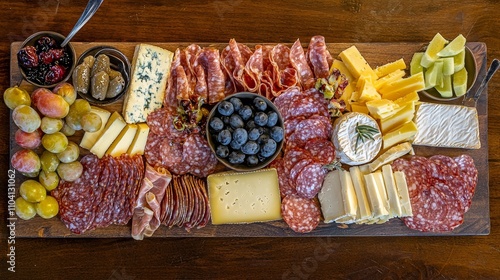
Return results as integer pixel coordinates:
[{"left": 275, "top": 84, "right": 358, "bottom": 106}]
[
  {"left": 81, "top": 112, "right": 102, "bottom": 133},
  {"left": 12, "top": 105, "right": 41, "bottom": 133},
  {"left": 66, "top": 99, "right": 91, "bottom": 130},
  {"left": 57, "top": 161, "right": 83, "bottom": 182},
  {"left": 42, "top": 132, "right": 68, "bottom": 153},
  {"left": 4, "top": 86, "right": 31, "bottom": 110},
  {"left": 56, "top": 141, "right": 79, "bottom": 163},
  {"left": 15, "top": 197, "right": 36, "bottom": 220},
  {"left": 60, "top": 121, "right": 76, "bottom": 136},
  {"left": 19, "top": 180, "right": 47, "bottom": 203},
  {"left": 39, "top": 170, "right": 59, "bottom": 191},
  {"left": 40, "top": 117, "right": 63, "bottom": 134},
  {"left": 40, "top": 150, "right": 60, "bottom": 173},
  {"left": 36, "top": 196, "right": 59, "bottom": 219}
]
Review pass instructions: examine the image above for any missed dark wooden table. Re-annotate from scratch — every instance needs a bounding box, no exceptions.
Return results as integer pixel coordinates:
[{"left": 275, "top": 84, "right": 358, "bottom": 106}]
[{"left": 1, "top": 0, "right": 499, "bottom": 278}]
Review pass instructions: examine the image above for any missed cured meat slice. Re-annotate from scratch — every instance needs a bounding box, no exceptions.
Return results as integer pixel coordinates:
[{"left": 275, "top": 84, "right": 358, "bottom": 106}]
[
  {"left": 284, "top": 116, "right": 306, "bottom": 139},
  {"left": 289, "top": 158, "right": 314, "bottom": 187},
  {"left": 196, "top": 48, "right": 225, "bottom": 104},
  {"left": 429, "top": 155, "right": 460, "bottom": 181},
  {"left": 159, "top": 138, "right": 187, "bottom": 175},
  {"left": 454, "top": 155, "right": 478, "bottom": 212},
  {"left": 392, "top": 158, "right": 429, "bottom": 203},
  {"left": 295, "top": 163, "right": 328, "bottom": 199},
  {"left": 287, "top": 116, "right": 331, "bottom": 148},
  {"left": 146, "top": 107, "right": 188, "bottom": 140},
  {"left": 176, "top": 65, "right": 190, "bottom": 101},
  {"left": 183, "top": 134, "right": 218, "bottom": 177},
  {"left": 193, "top": 64, "right": 208, "bottom": 101},
  {"left": 283, "top": 147, "right": 312, "bottom": 174},
  {"left": 272, "top": 158, "right": 297, "bottom": 198},
  {"left": 164, "top": 48, "right": 182, "bottom": 109},
  {"left": 304, "top": 138, "right": 336, "bottom": 165},
  {"left": 290, "top": 39, "right": 315, "bottom": 89},
  {"left": 281, "top": 195, "right": 321, "bottom": 233},
  {"left": 284, "top": 94, "right": 326, "bottom": 120},
  {"left": 306, "top": 35, "right": 332, "bottom": 79},
  {"left": 273, "top": 86, "right": 302, "bottom": 117},
  {"left": 220, "top": 39, "right": 252, "bottom": 91},
  {"left": 242, "top": 46, "right": 262, "bottom": 92}
]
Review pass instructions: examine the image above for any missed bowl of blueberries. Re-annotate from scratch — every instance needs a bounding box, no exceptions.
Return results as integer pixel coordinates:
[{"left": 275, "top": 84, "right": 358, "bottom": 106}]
[{"left": 207, "top": 92, "right": 285, "bottom": 172}]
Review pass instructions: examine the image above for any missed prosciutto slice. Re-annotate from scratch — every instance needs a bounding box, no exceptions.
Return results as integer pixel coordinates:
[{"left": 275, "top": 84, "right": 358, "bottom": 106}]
[{"left": 131, "top": 164, "right": 172, "bottom": 240}]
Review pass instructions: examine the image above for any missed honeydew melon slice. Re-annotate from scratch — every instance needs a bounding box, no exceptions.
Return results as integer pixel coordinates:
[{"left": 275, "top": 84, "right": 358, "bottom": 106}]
[
  {"left": 453, "top": 67, "right": 468, "bottom": 96},
  {"left": 420, "top": 33, "right": 448, "bottom": 68},
  {"left": 410, "top": 52, "right": 424, "bottom": 76},
  {"left": 453, "top": 49, "right": 465, "bottom": 72},
  {"left": 437, "top": 34, "right": 466, "bottom": 57},
  {"left": 435, "top": 74, "right": 453, "bottom": 98}
]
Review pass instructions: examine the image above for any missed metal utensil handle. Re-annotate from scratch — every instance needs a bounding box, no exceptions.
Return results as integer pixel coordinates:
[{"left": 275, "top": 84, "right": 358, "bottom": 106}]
[
  {"left": 473, "top": 59, "right": 500, "bottom": 101},
  {"left": 61, "top": 0, "right": 104, "bottom": 47}
]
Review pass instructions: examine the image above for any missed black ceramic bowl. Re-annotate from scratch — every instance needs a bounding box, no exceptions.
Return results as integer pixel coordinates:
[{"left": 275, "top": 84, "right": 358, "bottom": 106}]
[
  {"left": 75, "top": 46, "right": 131, "bottom": 105},
  {"left": 421, "top": 46, "right": 478, "bottom": 101},
  {"left": 18, "top": 31, "right": 76, "bottom": 88},
  {"left": 206, "top": 92, "right": 285, "bottom": 172}
]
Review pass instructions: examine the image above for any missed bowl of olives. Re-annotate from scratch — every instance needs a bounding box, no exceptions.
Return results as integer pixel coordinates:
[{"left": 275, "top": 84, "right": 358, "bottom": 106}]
[
  {"left": 206, "top": 92, "right": 285, "bottom": 172},
  {"left": 73, "top": 46, "right": 131, "bottom": 105},
  {"left": 17, "top": 31, "right": 76, "bottom": 88}
]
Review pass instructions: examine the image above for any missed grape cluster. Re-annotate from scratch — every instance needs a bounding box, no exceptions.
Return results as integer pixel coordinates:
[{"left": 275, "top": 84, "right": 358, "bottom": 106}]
[{"left": 209, "top": 95, "right": 284, "bottom": 167}]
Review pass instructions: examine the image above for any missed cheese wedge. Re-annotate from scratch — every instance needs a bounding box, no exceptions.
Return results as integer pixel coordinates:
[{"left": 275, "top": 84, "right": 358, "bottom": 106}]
[
  {"left": 350, "top": 102, "right": 369, "bottom": 114},
  {"left": 123, "top": 44, "right": 174, "bottom": 124},
  {"left": 319, "top": 170, "right": 347, "bottom": 223},
  {"left": 207, "top": 169, "right": 281, "bottom": 224},
  {"left": 374, "top": 58, "right": 406, "bottom": 78},
  {"left": 382, "top": 121, "right": 418, "bottom": 150},
  {"left": 394, "top": 171, "right": 413, "bottom": 217},
  {"left": 106, "top": 124, "right": 138, "bottom": 157},
  {"left": 381, "top": 165, "right": 402, "bottom": 218},
  {"left": 394, "top": 91, "right": 419, "bottom": 107},
  {"left": 339, "top": 46, "right": 377, "bottom": 80},
  {"left": 90, "top": 112, "right": 126, "bottom": 158},
  {"left": 374, "top": 69, "right": 405, "bottom": 90},
  {"left": 379, "top": 103, "right": 415, "bottom": 134},
  {"left": 366, "top": 99, "right": 399, "bottom": 120},
  {"left": 127, "top": 123, "right": 150, "bottom": 155},
  {"left": 349, "top": 166, "right": 372, "bottom": 221},
  {"left": 353, "top": 78, "right": 381, "bottom": 104},
  {"left": 80, "top": 106, "right": 111, "bottom": 150},
  {"left": 379, "top": 72, "right": 425, "bottom": 100},
  {"left": 334, "top": 170, "right": 358, "bottom": 224},
  {"left": 367, "top": 142, "right": 413, "bottom": 172}
]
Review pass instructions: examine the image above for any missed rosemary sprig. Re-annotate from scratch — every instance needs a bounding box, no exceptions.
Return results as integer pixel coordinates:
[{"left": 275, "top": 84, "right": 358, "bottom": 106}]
[{"left": 354, "top": 122, "right": 380, "bottom": 153}]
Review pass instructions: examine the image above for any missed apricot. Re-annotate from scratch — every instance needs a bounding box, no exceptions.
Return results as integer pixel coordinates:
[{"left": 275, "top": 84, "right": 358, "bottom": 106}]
[
  {"left": 15, "top": 128, "right": 42, "bottom": 149},
  {"left": 11, "top": 149, "right": 41, "bottom": 174}
]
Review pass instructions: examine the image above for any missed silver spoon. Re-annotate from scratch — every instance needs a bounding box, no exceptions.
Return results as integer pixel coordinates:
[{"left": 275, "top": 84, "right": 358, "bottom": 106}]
[
  {"left": 61, "top": 0, "right": 104, "bottom": 47},
  {"left": 463, "top": 58, "right": 500, "bottom": 107}
]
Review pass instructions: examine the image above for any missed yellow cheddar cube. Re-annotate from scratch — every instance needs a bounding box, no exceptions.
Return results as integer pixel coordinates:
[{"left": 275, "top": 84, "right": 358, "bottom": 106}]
[
  {"left": 374, "top": 58, "right": 407, "bottom": 78},
  {"left": 339, "top": 46, "right": 377, "bottom": 80},
  {"left": 382, "top": 121, "right": 417, "bottom": 150}
]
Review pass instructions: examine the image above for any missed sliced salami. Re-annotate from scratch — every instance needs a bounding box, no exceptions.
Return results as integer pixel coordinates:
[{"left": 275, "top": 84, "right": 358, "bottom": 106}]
[
  {"left": 289, "top": 158, "right": 314, "bottom": 187},
  {"left": 295, "top": 163, "right": 328, "bottom": 199},
  {"left": 283, "top": 147, "right": 311, "bottom": 173},
  {"left": 304, "top": 138, "right": 336, "bottom": 165},
  {"left": 272, "top": 158, "right": 297, "bottom": 198},
  {"left": 454, "top": 155, "right": 478, "bottom": 212},
  {"left": 196, "top": 47, "right": 225, "bottom": 104},
  {"left": 281, "top": 195, "right": 321, "bottom": 233},
  {"left": 287, "top": 116, "right": 330, "bottom": 147},
  {"left": 306, "top": 35, "right": 331, "bottom": 79},
  {"left": 290, "top": 38, "right": 315, "bottom": 89}
]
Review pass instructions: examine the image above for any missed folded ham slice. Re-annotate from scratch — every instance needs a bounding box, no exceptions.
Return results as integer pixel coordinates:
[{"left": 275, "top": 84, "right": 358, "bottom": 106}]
[{"left": 131, "top": 164, "right": 172, "bottom": 240}]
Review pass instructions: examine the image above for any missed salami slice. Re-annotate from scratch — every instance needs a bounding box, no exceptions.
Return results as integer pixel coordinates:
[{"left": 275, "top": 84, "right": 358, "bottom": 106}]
[
  {"left": 287, "top": 116, "right": 330, "bottom": 147},
  {"left": 283, "top": 147, "right": 312, "bottom": 174},
  {"left": 272, "top": 158, "right": 297, "bottom": 198},
  {"left": 392, "top": 158, "right": 428, "bottom": 202},
  {"left": 164, "top": 49, "right": 182, "bottom": 109},
  {"left": 281, "top": 195, "right": 321, "bottom": 233},
  {"left": 273, "top": 86, "right": 302, "bottom": 118},
  {"left": 290, "top": 39, "right": 315, "bottom": 89},
  {"left": 454, "top": 155, "right": 478, "bottom": 212},
  {"left": 295, "top": 163, "right": 328, "bottom": 199},
  {"left": 304, "top": 138, "right": 336, "bottom": 165},
  {"left": 197, "top": 48, "right": 226, "bottom": 104},
  {"left": 289, "top": 158, "right": 314, "bottom": 187},
  {"left": 306, "top": 35, "right": 331, "bottom": 79}
]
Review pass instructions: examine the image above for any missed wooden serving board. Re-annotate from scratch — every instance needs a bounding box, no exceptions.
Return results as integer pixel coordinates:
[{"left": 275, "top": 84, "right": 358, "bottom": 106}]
[{"left": 9, "top": 42, "right": 489, "bottom": 238}]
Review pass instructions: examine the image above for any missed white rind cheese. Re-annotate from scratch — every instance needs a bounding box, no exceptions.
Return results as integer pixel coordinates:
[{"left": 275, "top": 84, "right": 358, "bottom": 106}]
[
  {"left": 332, "top": 112, "right": 382, "bottom": 165},
  {"left": 207, "top": 169, "right": 282, "bottom": 224},
  {"left": 413, "top": 102, "right": 480, "bottom": 149},
  {"left": 123, "top": 44, "right": 174, "bottom": 124},
  {"left": 319, "top": 170, "right": 347, "bottom": 223}
]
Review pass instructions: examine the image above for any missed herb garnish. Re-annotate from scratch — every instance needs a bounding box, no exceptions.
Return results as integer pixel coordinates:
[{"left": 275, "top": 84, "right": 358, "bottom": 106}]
[{"left": 354, "top": 122, "right": 379, "bottom": 153}]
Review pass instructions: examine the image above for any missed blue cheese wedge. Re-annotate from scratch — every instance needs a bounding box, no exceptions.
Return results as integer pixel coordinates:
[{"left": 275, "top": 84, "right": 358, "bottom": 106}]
[
  {"left": 123, "top": 44, "right": 174, "bottom": 124},
  {"left": 332, "top": 112, "right": 382, "bottom": 165},
  {"left": 413, "top": 102, "right": 480, "bottom": 149},
  {"left": 207, "top": 169, "right": 282, "bottom": 224}
]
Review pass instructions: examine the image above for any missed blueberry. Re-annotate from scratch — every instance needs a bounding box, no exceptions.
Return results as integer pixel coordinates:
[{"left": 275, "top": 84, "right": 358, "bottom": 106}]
[
  {"left": 209, "top": 117, "right": 224, "bottom": 132},
  {"left": 257, "top": 134, "right": 270, "bottom": 145},
  {"left": 229, "top": 97, "right": 243, "bottom": 112},
  {"left": 218, "top": 101, "right": 234, "bottom": 116},
  {"left": 217, "top": 129, "right": 232, "bottom": 145},
  {"left": 246, "top": 120, "right": 256, "bottom": 130},
  {"left": 248, "top": 127, "right": 261, "bottom": 141},
  {"left": 232, "top": 128, "right": 248, "bottom": 145},
  {"left": 229, "top": 114, "right": 244, "bottom": 129},
  {"left": 230, "top": 139, "right": 243, "bottom": 150},
  {"left": 228, "top": 151, "right": 245, "bottom": 164},
  {"left": 216, "top": 145, "right": 229, "bottom": 158},
  {"left": 246, "top": 155, "right": 259, "bottom": 166},
  {"left": 241, "top": 141, "right": 260, "bottom": 155},
  {"left": 260, "top": 139, "right": 277, "bottom": 157},
  {"left": 253, "top": 97, "right": 268, "bottom": 111},
  {"left": 238, "top": 105, "right": 253, "bottom": 121},
  {"left": 254, "top": 112, "right": 268, "bottom": 126},
  {"left": 270, "top": 126, "right": 284, "bottom": 142},
  {"left": 266, "top": 111, "right": 279, "bottom": 127}
]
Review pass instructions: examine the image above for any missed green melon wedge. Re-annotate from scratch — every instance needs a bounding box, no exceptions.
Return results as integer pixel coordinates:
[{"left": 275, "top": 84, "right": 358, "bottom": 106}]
[
  {"left": 453, "top": 49, "right": 465, "bottom": 72},
  {"left": 438, "top": 34, "right": 466, "bottom": 57},
  {"left": 421, "top": 33, "right": 449, "bottom": 68},
  {"left": 453, "top": 67, "right": 468, "bottom": 96},
  {"left": 435, "top": 74, "right": 453, "bottom": 98},
  {"left": 441, "top": 57, "right": 455, "bottom": 76},
  {"left": 410, "top": 52, "right": 424, "bottom": 76},
  {"left": 424, "top": 60, "right": 443, "bottom": 90}
]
